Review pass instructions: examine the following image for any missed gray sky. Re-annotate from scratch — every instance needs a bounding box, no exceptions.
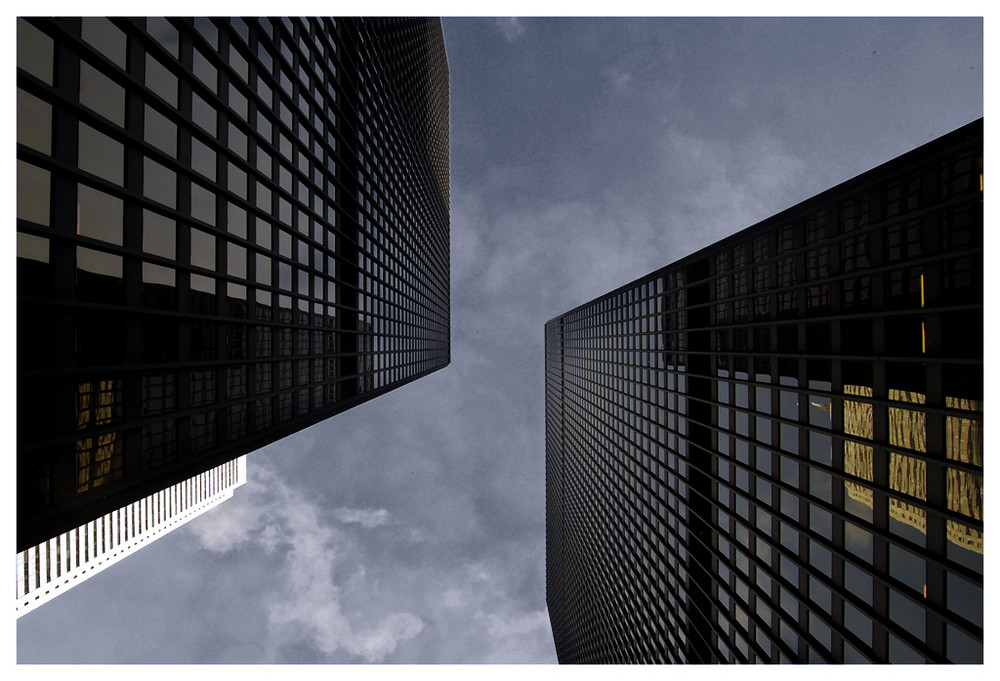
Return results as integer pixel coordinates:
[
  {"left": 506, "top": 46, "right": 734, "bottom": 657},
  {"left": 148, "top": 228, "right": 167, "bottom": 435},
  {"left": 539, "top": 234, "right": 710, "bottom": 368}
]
[{"left": 15, "top": 15, "right": 982, "bottom": 665}]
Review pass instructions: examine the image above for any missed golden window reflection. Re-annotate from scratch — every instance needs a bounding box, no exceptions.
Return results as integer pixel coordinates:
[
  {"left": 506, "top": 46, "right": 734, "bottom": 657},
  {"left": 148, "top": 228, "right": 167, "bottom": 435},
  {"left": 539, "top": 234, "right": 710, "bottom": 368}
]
[
  {"left": 843, "top": 384, "right": 873, "bottom": 481},
  {"left": 888, "top": 390, "right": 926, "bottom": 452},
  {"left": 889, "top": 497, "right": 927, "bottom": 535},
  {"left": 947, "top": 519, "right": 983, "bottom": 556},
  {"left": 946, "top": 397, "right": 982, "bottom": 466},
  {"left": 75, "top": 380, "right": 122, "bottom": 493},
  {"left": 945, "top": 396, "right": 983, "bottom": 551}
]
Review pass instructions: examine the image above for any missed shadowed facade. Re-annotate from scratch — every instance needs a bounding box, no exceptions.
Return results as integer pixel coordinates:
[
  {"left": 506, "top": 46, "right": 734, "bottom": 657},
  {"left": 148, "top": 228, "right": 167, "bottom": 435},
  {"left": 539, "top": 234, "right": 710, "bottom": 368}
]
[
  {"left": 545, "top": 119, "right": 982, "bottom": 663},
  {"left": 17, "top": 17, "right": 450, "bottom": 551}
]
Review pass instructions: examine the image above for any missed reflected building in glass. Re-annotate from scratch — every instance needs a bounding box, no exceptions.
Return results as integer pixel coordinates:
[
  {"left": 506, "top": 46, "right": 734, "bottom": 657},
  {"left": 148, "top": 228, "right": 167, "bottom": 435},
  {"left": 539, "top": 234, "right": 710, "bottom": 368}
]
[
  {"left": 545, "top": 119, "right": 982, "bottom": 663},
  {"left": 17, "top": 18, "right": 450, "bottom": 551}
]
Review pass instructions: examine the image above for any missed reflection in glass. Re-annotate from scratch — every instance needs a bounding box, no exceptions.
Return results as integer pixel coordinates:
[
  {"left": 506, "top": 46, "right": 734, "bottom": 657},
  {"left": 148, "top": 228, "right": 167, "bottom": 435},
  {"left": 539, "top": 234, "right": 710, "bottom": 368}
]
[
  {"left": 17, "top": 88, "right": 52, "bottom": 153},
  {"left": 17, "top": 19, "right": 54, "bottom": 84},
  {"left": 192, "top": 92, "right": 216, "bottom": 134},
  {"left": 192, "top": 49, "right": 217, "bottom": 91},
  {"left": 80, "top": 62, "right": 125, "bottom": 125},
  {"left": 142, "top": 210, "right": 175, "bottom": 259},
  {"left": 77, "top": 184, "right": 123, "bottom": 245},
  {"left": 145, "top": 53, "right": 178, "bottom": 107},
  {"left": 191, "top": 137, "right": 215, "bottom": 179},
  {"left": 144, "top": 157, "right": 176, "bottom": 207},
  {"left": 81, "top": 18, "right": 126, "bottom": 68},
  {"left": 77, "top": 246, "right": 122, "bottom": 277},
  {"left": 146, "top": 18, "right": 178, "bottom": 57},
  {"left": 191, "top": 183, "right": 215, "bottom": 224},
  {"left": 190, "top": 229, "right": 216, "bottom": 270},
  {"left": 945, "top": 397, "right": 983, "bottom": 556},
  {"left": 144, "top": 104, "right": 177, "bottom": 156},
  {"left": 17, "top": 233, "right": 49, "bottom": 263},
  {"left": 17, "top": 160, "right": 50, "bottom": 225},
  {"left": 79, "top": 123, "right": 124, "bottom": 185},
  {"left": 75, "top": 379, "right": 122, "bottom": 493}
]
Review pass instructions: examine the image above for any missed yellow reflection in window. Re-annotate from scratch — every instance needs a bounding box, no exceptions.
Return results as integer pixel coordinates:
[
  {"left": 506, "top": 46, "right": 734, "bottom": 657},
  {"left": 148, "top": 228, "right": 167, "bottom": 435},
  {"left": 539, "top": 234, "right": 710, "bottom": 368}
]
[
  {"left": 947, "top": 519, "right": 983, "bottom": 555},
  {"left": 889, "top": 453, "right": 927, "bottom": 500},
  {"left": 889, "top": 496, "right": 927, "bottom": 535},
  {"left": 844, "top": 480, "right": 873, "bottom": 506},
  {"left": 843, "top": 384, "right": 874, "bottom": 482},
  {"left": 888, "top": 389, "right": 926, "bottom": 452},
  {"left": 946, "top": 397, "right": 982, "bottom": 466},
  {"left": 76, "top": 380, "right": 121, "bottom": 493},
  {"left": 945, "top": 396, "right": 983, "bottom": 522},
  {"left": 886, "top": 390, "right": 927, "bottom": 507}
]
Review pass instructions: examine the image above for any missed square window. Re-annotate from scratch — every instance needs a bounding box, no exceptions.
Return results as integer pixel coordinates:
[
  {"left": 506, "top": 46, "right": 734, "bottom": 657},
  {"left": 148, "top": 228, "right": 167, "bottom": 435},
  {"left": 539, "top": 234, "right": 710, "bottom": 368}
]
[
  {"left": 79, "top": 123, "right": 124, "bottom": 185},
  {"left": 144, "top": 156, "right": 176, "bottom": 207},
  {"left": 17, "top": 88, "right": 52, "bottom": 154},
  {"left": 145, "top": 53, "right": 177, "bottom": 107},
  {"left": 17, "top": 160, "right": 50, "bottom": 225},
  {"left": 77, "top": 184, "right": 123, "bottom": 245},
  {"left": 80, "top": 61, "right": 125, "bottom": 125}
]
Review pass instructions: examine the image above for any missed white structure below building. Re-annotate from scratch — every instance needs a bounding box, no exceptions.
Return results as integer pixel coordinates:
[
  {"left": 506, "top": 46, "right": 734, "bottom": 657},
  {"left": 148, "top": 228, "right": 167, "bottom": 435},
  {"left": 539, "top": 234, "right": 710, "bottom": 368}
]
[{"left": 16, "top": 456, "right": 247, "bottom": 618}]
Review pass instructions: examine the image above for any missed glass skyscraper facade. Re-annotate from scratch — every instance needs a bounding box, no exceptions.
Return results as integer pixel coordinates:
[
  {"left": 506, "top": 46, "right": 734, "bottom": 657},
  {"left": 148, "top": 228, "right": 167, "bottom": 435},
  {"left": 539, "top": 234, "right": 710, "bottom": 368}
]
[
  {"left": 17, "top": 17, "right": 450, "bottom": 551},
  {"left": 545, "top": 119, "right": 982, "bottom": 663}
]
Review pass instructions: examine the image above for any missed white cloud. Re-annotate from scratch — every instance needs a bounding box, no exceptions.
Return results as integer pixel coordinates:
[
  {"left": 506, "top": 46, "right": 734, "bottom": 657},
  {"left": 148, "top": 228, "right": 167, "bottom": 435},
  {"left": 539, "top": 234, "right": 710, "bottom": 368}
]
[
  {"left": 185, "top": 462, "right": 423, "bottom": 662},
  {"left": 333, "top": 507, "right": 391, "bottom": 528},
  {"left": 495, "top": 17, "right": 526, "bottom": 42},
  {"left": 604, "top": 67, "right": 633, "bottom": 94}
]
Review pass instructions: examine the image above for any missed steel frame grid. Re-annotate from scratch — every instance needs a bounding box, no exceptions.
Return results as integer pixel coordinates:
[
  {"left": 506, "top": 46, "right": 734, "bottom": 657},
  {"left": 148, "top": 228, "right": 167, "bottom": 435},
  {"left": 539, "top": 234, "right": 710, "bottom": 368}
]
[
  {"left": 545, "top": 119, "right": 982, "bottom": 664},
  {"left": 17, "top": 17, "right": 450, "bottom": 551}
]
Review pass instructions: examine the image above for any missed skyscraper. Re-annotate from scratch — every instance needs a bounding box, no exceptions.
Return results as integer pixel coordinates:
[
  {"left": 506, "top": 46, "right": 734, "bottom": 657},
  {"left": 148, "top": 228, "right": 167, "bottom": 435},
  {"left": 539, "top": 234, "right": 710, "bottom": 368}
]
[
  {"left": 17, "top": 17, "right": 450, "bottom": 551},
  {"left": 17, "top": 456, "right": 247, "bottom": 618},
  {"left": 545, "top": 119, "right": 982, "bottom": 663}
]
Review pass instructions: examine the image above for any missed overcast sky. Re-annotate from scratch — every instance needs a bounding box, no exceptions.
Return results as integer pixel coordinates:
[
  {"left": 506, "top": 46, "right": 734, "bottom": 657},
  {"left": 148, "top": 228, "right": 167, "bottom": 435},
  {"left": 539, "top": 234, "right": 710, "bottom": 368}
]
[{"left": 14, "top": 15, "right": 983, "bottom": 665}]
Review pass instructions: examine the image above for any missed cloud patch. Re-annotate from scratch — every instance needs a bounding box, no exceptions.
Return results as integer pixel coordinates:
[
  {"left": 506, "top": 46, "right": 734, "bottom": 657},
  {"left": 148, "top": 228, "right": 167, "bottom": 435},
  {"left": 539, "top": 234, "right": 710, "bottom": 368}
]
[
  {"left": 495, "top": 17, "right": 526, "bottom": 42},
  {"left": 333, "top": 507, "right": 391, "bottom": 528},
  {"left": 185, "top": 462, "right": 423, "bottom": 662}
]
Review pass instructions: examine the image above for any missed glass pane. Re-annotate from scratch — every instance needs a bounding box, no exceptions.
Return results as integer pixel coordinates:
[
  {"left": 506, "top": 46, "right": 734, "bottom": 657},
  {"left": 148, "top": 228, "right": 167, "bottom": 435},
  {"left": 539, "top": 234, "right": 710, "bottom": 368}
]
[
  {"left": 946, "top": 572, "right": 983, "bottom": 628},
  {"left": 255, "top": 219, "right": 272, "bottom": 248},
  {"left": 143, "top": 156, "right": 176, "bottom": 207},
  {"left": 228, "top": 202, "right": 247, "bottom": 238},
  {"left": 228, "top": 162, "right": 247, "bottom": 199},
  {"left": 192, "top": 92, "right": 216, "bottom": 134},
  {"left": 889, "top": 543, "right": 925, "bottom": 594},
  {"left": 144, "top": 104, "right": 177, "bottom": 156},
  {"left": 145, "top": 18, "right": 178, "bottom": 57},
  {"left": 77, "top": 184, "right": 123, "bottom": 245},
  {"left": 81, "top": 18, "right": 126, "bottom": 68},
  {"left": 191, "top": 136, "right": 216, "bottom": 179},
  {"left": 17, "top": 160, "right": 50, "bottom": 225},
  {"left": 80, "top": 61, "right": 125, "bottom": 126},
  {"left": 142, "top": 262, "right": 175, "bottom": 286},
  {"left": 17, "top": 232, "right": 49, "bottom": 263},
  {"left": 79, "top": 122, "right": 124, "bottom": 185},
  {"left": 228, "top": 242, "right": 247, "bottom": 279},
  {"left": 142, "top": 210, "right": 175, "bottom": 259},
  {"left": 77, "top": 246, "right": 122, "bottom": 277},
  {"left": 17, "top": 88, "right": 52, "bottom": 154},
  {"left": 192, "top": 48, "right": 217, "bottom": 92},
  {"left": 191, "top": 183, "right": 216, "bottom": 225},
  {"left": 190, "top": 229, "right": 215, "bottom": 270},
  {"left": 229, "top": 122, "right": 248, "bottom": 160},
  {"left": 230, "top": 83, "right": 248, "bottom": 120},
  {"left": 17, "top": 19, "right": 53, "bottom": 84},
  {"left": 256, "top": 254, "right": 272, "bottom": 285},
  {"left": 145, "top": 53, "right": 178, "bottom": 107}
]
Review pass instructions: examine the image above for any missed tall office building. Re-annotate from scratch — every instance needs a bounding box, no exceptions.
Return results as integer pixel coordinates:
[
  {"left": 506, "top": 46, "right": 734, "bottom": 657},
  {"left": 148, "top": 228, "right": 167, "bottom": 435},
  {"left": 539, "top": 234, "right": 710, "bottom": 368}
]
[
  {"left": 545, "top": 120, "right": 982, "bottom": 663},
  {"left": 17, "top": 17, "right": 450, "bottom": 551},
  {"left": 17, "top": 456, "right": 246, "bottom": 618}
]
